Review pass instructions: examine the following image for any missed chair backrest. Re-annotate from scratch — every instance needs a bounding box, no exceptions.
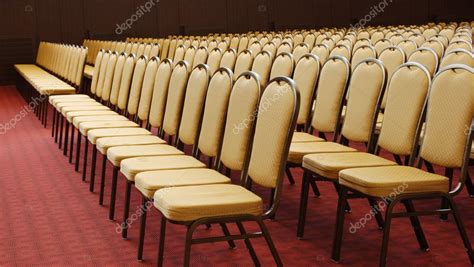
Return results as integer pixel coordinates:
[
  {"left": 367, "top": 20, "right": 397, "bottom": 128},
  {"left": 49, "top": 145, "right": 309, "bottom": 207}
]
[
  {"left": 167, "top": 39, "right": 177, "bottom": 59},
  {"left": 173, "top": 44, "right": 186, "bottom": 63},
  {"left": 351, "top": 45, "right": 377, "bottom": 72},
  {"left": 95, "top": 51, "right": 111, "bottom": 98},
  {"left": 378, "top": 46, "right": 406, "bottom": 108},
  {"left": 176, "top": 64, "right": 211, "bottom": 148},
  {"left": 310, "top": 56, "right": 350, "bottom": 134},
  {"left": 371, "top": 31, "right": 385, "bottom": 44},
  {"left": 421, "top": 39, "right": 444, "bottom": 59},
  {"left": 197, "top": 68, "right": 233, "bottom": 162},
  {"left": 446, "top": 40, "right": 472, "bottom": 54},
  {"left": 292, "top": 43, "right": 310, "bottom": 63},
  {"left": 304, "top": 33, "right": 316, "bottom": 49},
  {"left": 230, "top": 36, "right": 240, "bottom": 51},
  {"left": 374, "top": 39, "right": 392, "bottom": 56},
  {"left": 183, "top": 46, "right": 196, "bottom": 68},
  {"left": 398, "top": 39, "right": 418, "bottom": 57},
  {"left": 248, "top": 41, "right": 262, "bottom": 55},
  {"left": 160, "top": 39, "right": 170, "bottom": 59},
  {"left": 293, "top": 54, "right": 320, "bottom": 126},
  {"left": 109, "top": 53, "right": 127, "bottom": 106},
  {"left": 126, "top": 55, "right": 148, "bottom": 116},
  {"left": 75, "top": 47, "right": 88, "bottom": 87},
  {"left": 341, "top": 59, "right": 386, "bottom": 146},
  {"left": 353, "top": 38, "right": 372, "bottom": 51},
  {"left": 311, "top": 44, "right": 330, "bottom": 65},
  {"left": 408, "top": 33, "right": 426, "bottom": 47},
  {"left": 192, "top": 46, "right": 208, "bottom": 69},
  {"left": 329, "top": 44, "right": 351, "bottom": 61},
  {"left": 440, "top": 49, "right": 474, "bottom": 69},
  {"left": 377, "top": 62, "right": 431, "bottom": 156},
  {"left": 417, "top": 65, "right": 473, "bottom": 191},
  {"left": 100, "top": 52, "right": 118, "bottom": 102},
  {"left": 408, "top": 47, "right": 439, "bottom": 76},
  {"left": 136, "top": 57, "right": 160, "bottom": 121},
  {"left": 219, "top": 49, "right": 237, "bottom": 70},
  {"left": 389, "top": 34, "right": 404, "bottom": 45},
  {"left": 233, "top": 50, "right": 254, "bottom": 81},
  {"left": 251, "top": 50, "right": 273, "bottom": 87},
  {"left": 130, "top": 43, "right": 139, "bottom": 56},
  {"left": 148, "top": 59, "right": 174, "bottom": 129},
  {"left": 262, "top": 42, "right": 277, "bottom": 57},
  {"left": 237, "top": 36, "right": 249, "bottom": 54},
  {"left": 161, "top": 61, "right": 190, "bottom": 138},
  {"left": 276, "top": 41, "right": 293, "bottom": 55},
  {"left": 206, "top": 48, "right": 223, "bottom": 75},
  {"left": 269, "top": 52, "right": 294, "bottom": 80},
  {"left": 136, "top": 43, "right": 146, "bottom": 57},
  {"left": 218, "top": 41, "right": 228, "bottom": 51},
  {"left": 219, "top": 72, "right": 261, "bottom": 171},
  {"left": 116, "top": 54, "right": 137, "bottom": 110},
  {"left": 245, "top": 77, "right": 299, "bottom": 216}
]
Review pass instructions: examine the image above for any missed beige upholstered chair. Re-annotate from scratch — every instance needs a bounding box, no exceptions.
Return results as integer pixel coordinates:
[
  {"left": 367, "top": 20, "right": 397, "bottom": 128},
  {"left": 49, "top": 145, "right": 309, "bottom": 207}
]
[
  {"left": 276, "top": 41, "right": 293, "bottom": 55},
  {"left": 292, "top": 43, "right": 310, "bottom": 63},
  {"left": 378, "top": 46, "right": 406, "bottom": 109},
  {"left": 440, "top": 49, "right": 474, "bottom": 68},
  {"left": 311, "top": 44, "right": 330, "bottom": 65},
  {"left": 219, "top": 48, "right": 237, "bottom": 71},
  {"left": 233, "top": 49, "right": 254, "bottom": 81},
  {"left": 421, "top": 39, "right": 444, "bottom": 59},
  {"left": 397, "top": 39, "right": 418, "bottom": 57},
  {"left": 251, "top": 50, "right": 273, "bottom": 87},
  {"left": 269, "top": 52, "right": 294, "bottom": 80},
  {"left": 329, "top": 44, "right": 351, "bottom": 61},
  {"left": 408, "top": 47, "right": 439, "bottom": 76},
  {"left": 351, "top": 45, "right": 377, "bottom": 72},
  {"left": 374, "top": 39, "right": 393, "bottom": 56},
  {"left": 332, "top": 64, "right": 474, "bottom": 267},
  {"left": 192, "top": 46, "right": 208, "bottom": 69},
  {"left": 206, "top": 48, "right": 223, "bottom": 75},
  {"left": 152, "top": 76, "right": 299, "bottom": 266}
]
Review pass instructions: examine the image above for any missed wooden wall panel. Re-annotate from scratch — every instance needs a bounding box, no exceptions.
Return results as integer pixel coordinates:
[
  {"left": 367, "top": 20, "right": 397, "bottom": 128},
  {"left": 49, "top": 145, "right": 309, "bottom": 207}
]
[
  {"left": 59, "top": 0, "right": 85, "bottom": 44},
  {"left": 83, "top": 0, "right": 133, "bottom": 39},
  {"left": 226, "top": 0, "right": 248, "bottom": 33},
  {"left": 156, "top": 0, "right": 180, "bottom": 36},
  {"left": 132, "top": 0, "right": 160, "bottom": 37},
  {"left": 179, "top": 0, "right": 227, "bottom": 35},
  {"left": 35, "top": 0, "right": 62, "bottom": 42},
  {"left": 271, "top": 0, "right": 314, "bottom": 30}
]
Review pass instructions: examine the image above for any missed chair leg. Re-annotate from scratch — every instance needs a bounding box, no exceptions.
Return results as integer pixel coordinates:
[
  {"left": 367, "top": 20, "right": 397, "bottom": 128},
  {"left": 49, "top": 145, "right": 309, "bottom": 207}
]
[
  {"left": 219, "top": 223, "right": 236, "bottom": 249},
  {"left": 236, "top": 222, "right": 260, "bottom": 266},
  {"left": 69, "top": 126, "right": 75, "bottom": 163},
  {"left": 82, "top": 139, "right": 89, "bottom": 181},
  {"left": 63, "top": 121, "right": 69, "bottom": 156},
  {"left": 156, "top": 216, "right": 166, "bottom": 266},
  {"left": 183, "top": 224, "right": 198, "bottom": 267},
  {"left": 55, "top": 111, "right": 60, "bottom": 142},
  {"left": 109, "top": 166, "right": 119, "bottom": 220},
  {"left": 51, "top": 109, "right": 56, "bottom": 137},
  {"left": 334, "top": 183, "right": 351, "bottom": 213},
  {"left": 368, "top": 198, "right": 384, "bottom": 229},
  {"left": 402, "top": 200, "right": 429, "bottom": 251},
  {"left": 464, "top": 173, "right": 474, "bottom": 198},
  {"left": 447, "top": 195, "right": 474, "bottom": 265},
  {"left": 285, "top": 166, "right": 295, "bottom": 185},
  {"left": 43, "top": 101, "right": 48, "bottom": 128},
  {"left": 309, "top": 180, "right": 321, "bottom": 197},
  {"left": 59, "top": 116, "right": 64, "bottom": 149},
  {"left": 256, "top": 217, "right": 282, "bottom": 267},
  {"left": 379, "top": 200, "right": 396, "bottom": 267},
  {"left": 99, "top": 155, "right": 107, "bottom": 205},
  {"left": 122, "top": 181, "right": 132, "bottom": 239},
  {"left": 75, "top": 132, "right": 81, "bottom": 172},
  {"left": 297, "top": 170, "right": 311, "bottom": 239},
  {"left": 138, "top": 197, "right": 149, "bottom": 261},
  {"left": 331, "top": 187, "right": 348, "bottom": 262},
  {"left": 89, "top": 145, "right": 97, "bottom": 192}
]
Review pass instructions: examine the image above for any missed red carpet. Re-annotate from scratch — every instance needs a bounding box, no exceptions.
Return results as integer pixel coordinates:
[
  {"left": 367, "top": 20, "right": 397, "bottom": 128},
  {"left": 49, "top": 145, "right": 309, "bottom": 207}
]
[{"left": 1, "top": 85, "right": 473, "bottom": 266}]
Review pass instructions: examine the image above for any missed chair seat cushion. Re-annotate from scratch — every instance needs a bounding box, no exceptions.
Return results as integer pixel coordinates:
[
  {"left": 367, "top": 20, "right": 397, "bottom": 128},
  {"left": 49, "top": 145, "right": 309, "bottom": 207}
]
[
  {"left": 96, "top": 135, "right": 166, "bottom": 154},
  {"left": 291, "top": 132, "right": 325, "bottom": 143},
  {"left": 49, "top": 94, "right": 90, "bottom": 104},
  {"left": 120, "top": 155, "right": 206, "bottom": 181},
  {"left": 135, "top": 168, "right": 232, "bottom": 198},
  {"left": 303, "top": 152, "right": 396, "bottom": 179},
  {"left": 288, "top": 142, "right": 357, "bottom": 164},
  {"left": 339, "top": 165, "right": 449, "bottom": 198},
  {"left": 61, "top": 105, "right": 110, "bottom": 116},
  {"left": 52, "top": 98, "right": 96, "bottom": 108},
  {"left": 56, "top": 101, "right": 103, "bottom": 112},
  {"left": 83, "top": 65, "right": 94, "bottom": 79},
  {"left": 154, "top": 184, "right": 263, "bottom": 222},
  {"left": 79, "top": 121, "right": 139, "bottom": 136},
  {"left": 87, "top": 128, "right": 151, "bottom": 144},
  {"left": 66, "top": 110, "right": 119, "bottom": 122},
  {"left": 72, "top": 115, "right": 128, "bottom": 128},
  {"left": 107, "top": 144, "right": 183, "bottom": 166}
]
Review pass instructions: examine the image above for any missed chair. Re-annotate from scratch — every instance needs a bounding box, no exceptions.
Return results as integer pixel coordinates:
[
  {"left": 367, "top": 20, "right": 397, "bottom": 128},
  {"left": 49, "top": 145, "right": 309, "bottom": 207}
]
[
  {"left": 248, "top": 40, "right": 262, "bottom": 55},
  {"left": 351, "top": 45, "right": 377, "bottom": 72},
  {"left": 397, "top": 39, "right": 418, "bottom": 57},
  {"left": 353, "top": 38, "right": 372, "bottom": 51},
  {"left": 446, "top": 40, "right": 473, "bottom": 54},
  {"left": 206, "top": 48, "right": 223, "bottom": 75},
  {"left": 219, "top": 48, "right": 237, "bottom": 71},
  {"left": 160, "top": 39, "right": 170, "bottom": 59},
  {"left": 276, "top": 41, "right": 293, "bottom": 55},
  {"left": 311, "top": 44, "right": 330, "bottom": 65},
  {"left": 173, "top": 44, "right": 186, "bottom": 64},
  {"left": 440, "top": 49, "right": 474, "bottom": 68},
  {"left": 421, "top": 39, "right": 444, "bottom": 59},
  {"left": 251, "top": 50, "right": 273, "bottom": 87},
  {"left": 332, "top": 64, "right": 474, "bottom": 266},
  {"left": 374, "top": 39, "right": 393, "bottom": 56},
  {"left": 237, "top": 36, "right": 249, "bottom": 54},
  {"left": 378, "top": 46, "right": 406, "bottom": 109},
  {"left": 152, "top": 76, "right": 299, "bottom": 266},
  {"left": 233, "top": 50, "right": 254, "bottom": 81},
  {"left": 371, "top": 31, "right": 385, "bottom": 44},
  {"left": 304, "top": 33, "right": 316, "bottom": 49},
  {"left": 408, "top": 47, "right": 439, "bottom": 76},
  {"left": 192, "top": 46, "right": 208, "bottom": 69},
  {"left": 269, "top": 52, "right": 294, "bottom": 80},
  {"left": 182, "top": 46, "right": 196, "bottom": 68},
  {"left": 329, "top": 44, "right": 351, "bottom": 61},
  {"left": 299, "top": 62, "right": 431, "bottom": 238},
  {"left": 292, "top": 43, "right": 310, "bottom": 63},
  {"left": 408, "top": 33, "right": 426, "bottom": 47}
]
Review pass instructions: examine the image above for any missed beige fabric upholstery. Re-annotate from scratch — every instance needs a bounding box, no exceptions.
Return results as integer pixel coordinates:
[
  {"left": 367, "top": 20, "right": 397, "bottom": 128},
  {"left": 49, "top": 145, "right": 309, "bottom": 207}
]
[
  {"left": 408, "top": 48, "right": 438, "bottom": 76},
  {"left": 311, "top": 56, "right": 350, "bottom": 132},
  {"left": 292, "top": 43, "right": 310, "bottom": 63},
  {"left": 341, "top": 60, "right": 384, "bottom": 143},
  {"left": 291, "top": 132, "right": 325, "bottom": 143},
  {"left": 83, "top": 64, "right": 94, "bottom": 79},
  {"left": 220, "top": 49, "right": 237, "bottom": 70},
  {"left": 378, "top": 64, "right": 430, "bottom": 156},
  {"left": 247, "top": 80, "right": 296, "bottom": 188},
  {"left": 197, "top": 69, "right": 232, "bottom": 157},
  {"left": 270, "top": 52, "right": 294, "bottom": 80},
  {"left": 421, "top": 40, "right": 444, "bottom": 59},
  {"left": 162, "top": 62, "right": 189, "bottom": 136},
  {"left": 107, "top": 144, "right": 183, "bottom": 166},
  {"left": 251, "top": 51, "right": 272, "bottom": 87},
  {"left": 192, "top": 47, "right": 209, "bottom": 69},
  {"left": 148, "top": 60, "right": 173, "bottom": 128},
  {"left": 303, "top": 152, "right": 396, "bottom": 179},
  {"left": 95, "top": 52, "right": 111, "bottom": 98},
  {"left": 61, "top": 105, "right": 110, "bottom": 116},
  {"left": 135, "top": 168, "right": 231, "bottom": 198},
  {"left": 398, "top": 40, "right": 418, "bottom": 57},
  {"left": 154, "top": 184, "right": 262, "bottom": 222},
  {"left": 183, "top": 46, "right": 196, "bottom": 67},
  {"left": 379, "top": 47, "right": 406, "bottom": 108},
  {"left": 420, "top": 67, "right": 474, "bottom": 168},
  {"left": 72, "top": 115, "right": 128, "bottom": 128},
  {"left": 177, "top": 65, "right": 210, "bottom": 145},
  {"left": 109, "top": 53, "right": 127, "bottom": 106},
  {"left": 90, "top": 51, "right": 104, "bottom": 94},
  {"left": 66, "top": 110, "right": 118, "bottom": 122},
  {"left": 440, "top": 49, "right": 474, "bottom": 69},
  {"left": 79, "top": 121, "right": 139, "bottom": 136},
  {"left": 374, "top": 39, "right": 392, "bottom": 55},
  {"left": 311, "top": 44, "right": 330, "bottom": 65},
  {"left": 207, "top": 48, "right": 223, "bottom": 75},
  {"left": 339, "top": 166, "right": 449, "bottom": 197},
  {"left": 96, "top": 135, "right": 166, "bottom": 154},
  {"left": 87, "top": 128, "right": 151, "bottom": 144},
  {"left": 289, "top": 142, "right": 356, "bottom": 164},
  {"left": 120, "top": 155, "right": 206, "bottom": 181},
  {"left": 127, "top": 57, "right": 148, "bottom": 115},
  {"left": 117, "top": 55, "right": 136, "bottom": 110},
  {"left": 220, "top": 73, "right": 260, "bottom": 171},
  {"left": 100, "top": 52, "right": 118, "bottom": 102},
  {"left": 329, "top": 44, "right": 351, "bottom": 60},
  {"left": 233, "top": 50, "right": 253, "bottom": 80},
  {"left": 137, "top": 58, "right": 159, "bottom": 120},
  {"left": 293, "top": 54, "right": 320, "bottom": 125}
]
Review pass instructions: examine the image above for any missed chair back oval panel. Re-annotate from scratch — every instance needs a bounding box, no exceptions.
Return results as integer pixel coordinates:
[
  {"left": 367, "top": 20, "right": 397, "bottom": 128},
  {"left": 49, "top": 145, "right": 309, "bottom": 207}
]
[
  {"left": 270, "top": 52, "right": 294, "bottom": 80},
  {"left": 293, "top": 54, "right": 320, "bottom": 125},
  {"left": 127, "top": 56, "right": 148, "bottom": 115},
  {"left": 101, "top": 52, "right": 118, "bottom": 101},
  {"left": 137, "top": 57, "right": 160, "bottom": 120},
  {"left": 109, "top": 53, "right": 127, "bottom": 106},
  {"left": 148, "top": 59, "right": 173, "bottom": 128},
  {"left": 95, "top": 52, "right": 111, "bottom": 98},
  {"left": 117, "top": 54, "right": 137, "bottom": 110}
]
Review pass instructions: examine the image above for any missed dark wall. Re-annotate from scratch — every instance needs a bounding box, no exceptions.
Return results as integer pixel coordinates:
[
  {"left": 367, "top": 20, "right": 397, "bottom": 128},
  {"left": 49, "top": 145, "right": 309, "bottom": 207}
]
[{"left": 0, "top": 0, "right": 472, "bottom": 84}]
